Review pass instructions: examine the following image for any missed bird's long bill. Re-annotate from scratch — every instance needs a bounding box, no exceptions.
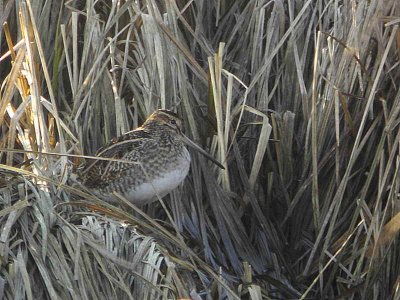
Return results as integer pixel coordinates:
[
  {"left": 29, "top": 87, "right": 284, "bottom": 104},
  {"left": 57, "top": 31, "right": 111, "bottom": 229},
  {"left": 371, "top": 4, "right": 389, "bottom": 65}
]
[{"left": 181, "top": 134, "right": 225, "bottom": 169}]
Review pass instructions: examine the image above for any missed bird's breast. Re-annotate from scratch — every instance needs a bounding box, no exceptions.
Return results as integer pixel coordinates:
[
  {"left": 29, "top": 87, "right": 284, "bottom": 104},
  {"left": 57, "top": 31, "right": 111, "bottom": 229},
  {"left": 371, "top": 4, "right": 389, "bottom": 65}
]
[{"left": 124, "top": 147, "right": 191, "bottom": 205}]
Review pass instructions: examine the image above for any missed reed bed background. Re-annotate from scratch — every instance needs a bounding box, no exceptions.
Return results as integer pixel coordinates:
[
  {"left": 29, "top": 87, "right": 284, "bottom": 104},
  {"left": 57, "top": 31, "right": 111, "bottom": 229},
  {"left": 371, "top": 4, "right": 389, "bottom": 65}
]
[{"left": 1, "top": 0, "right": 399, "bottom": 299}]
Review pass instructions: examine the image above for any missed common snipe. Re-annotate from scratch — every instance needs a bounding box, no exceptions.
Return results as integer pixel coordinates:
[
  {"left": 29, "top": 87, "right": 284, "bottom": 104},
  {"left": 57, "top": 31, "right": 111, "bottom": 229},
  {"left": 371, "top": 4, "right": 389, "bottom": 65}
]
[{"left": 79, "top": 109, "right": 223, "bottom": 205}]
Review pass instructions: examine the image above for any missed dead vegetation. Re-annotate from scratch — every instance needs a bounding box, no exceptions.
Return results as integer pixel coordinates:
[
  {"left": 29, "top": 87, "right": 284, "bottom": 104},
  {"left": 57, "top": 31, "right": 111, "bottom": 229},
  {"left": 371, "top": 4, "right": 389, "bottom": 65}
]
[{"left": 0, "top": 0, "right": 399, "bottom": 299}]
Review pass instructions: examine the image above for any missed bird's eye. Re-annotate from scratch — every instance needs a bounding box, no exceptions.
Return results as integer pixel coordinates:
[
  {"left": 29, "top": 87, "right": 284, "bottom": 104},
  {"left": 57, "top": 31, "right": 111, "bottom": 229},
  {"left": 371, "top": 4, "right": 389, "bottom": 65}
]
[{"left": 170, "top": 119, "right": 177, "bottom": 125}]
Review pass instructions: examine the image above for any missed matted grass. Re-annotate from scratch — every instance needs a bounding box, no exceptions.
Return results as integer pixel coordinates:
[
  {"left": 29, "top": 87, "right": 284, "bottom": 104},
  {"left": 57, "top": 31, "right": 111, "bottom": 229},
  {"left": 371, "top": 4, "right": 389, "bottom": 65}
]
[{"left": 1, "top": 0, "right": 399, "bottom": 299}]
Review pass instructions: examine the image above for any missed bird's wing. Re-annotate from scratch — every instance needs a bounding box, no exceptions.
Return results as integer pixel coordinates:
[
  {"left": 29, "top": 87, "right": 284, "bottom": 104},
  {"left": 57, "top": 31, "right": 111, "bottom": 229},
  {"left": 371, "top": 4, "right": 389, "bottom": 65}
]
[{"left": 78, "top": 129, "right": 158, "bottom": 187}]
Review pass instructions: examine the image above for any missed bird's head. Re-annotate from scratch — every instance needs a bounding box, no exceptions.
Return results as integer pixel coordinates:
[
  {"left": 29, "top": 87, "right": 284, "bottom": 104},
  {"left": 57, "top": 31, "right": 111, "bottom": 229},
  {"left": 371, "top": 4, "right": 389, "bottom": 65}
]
[
  {"left": 142, "top": 109, "right": 184, "bottom": 135},
  {"left": 142, "top": 109, "right": 225, "bottom": 169}
]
